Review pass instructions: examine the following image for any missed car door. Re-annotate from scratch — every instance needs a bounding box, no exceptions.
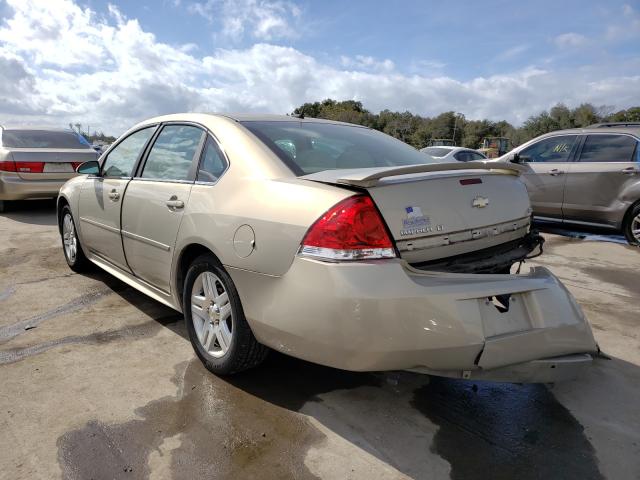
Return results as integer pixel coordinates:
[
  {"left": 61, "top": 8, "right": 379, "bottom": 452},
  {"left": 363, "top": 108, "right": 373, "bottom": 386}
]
[
  {"left": 120, "top": 124, "right": 205, "bottom": 293},
  {"left": 517, "top": 134, "right": 579, "bottom": 220},
  {"left": 78, "top": 126, "right": 157, "bottom": 271},
  {"left": 563, "top": 133, "right": 639, "bottom": 227}
]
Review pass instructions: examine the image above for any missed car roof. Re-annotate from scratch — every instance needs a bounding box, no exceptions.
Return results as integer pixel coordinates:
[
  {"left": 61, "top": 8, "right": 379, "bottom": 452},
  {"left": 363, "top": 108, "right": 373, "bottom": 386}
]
[
  {"left": 535, "top": 125, "right": 640, "bottom": 137},
  {"left": 138, "top": 112, "right": 370, "bottom": 129},
  {"left": 0, "top": 125, "right": 78, "bottom": 132}
]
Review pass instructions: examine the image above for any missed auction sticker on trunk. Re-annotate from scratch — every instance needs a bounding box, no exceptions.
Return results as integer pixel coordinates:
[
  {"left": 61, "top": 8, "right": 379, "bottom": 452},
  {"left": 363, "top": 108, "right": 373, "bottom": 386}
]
[{"left": 401, "top": 206, "right": 442, "bottom": 236}]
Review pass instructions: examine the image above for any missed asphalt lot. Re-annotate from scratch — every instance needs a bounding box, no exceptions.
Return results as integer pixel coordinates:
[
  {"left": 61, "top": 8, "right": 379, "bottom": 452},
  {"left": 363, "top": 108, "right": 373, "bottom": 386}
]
[{"left": 1, "top": 200, "right": 639, "bottom": 480}]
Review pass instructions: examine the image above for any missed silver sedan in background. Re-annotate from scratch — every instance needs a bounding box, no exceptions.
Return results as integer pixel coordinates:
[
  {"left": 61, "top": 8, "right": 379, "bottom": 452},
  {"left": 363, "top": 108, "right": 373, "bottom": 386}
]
[
  {"left": 0, "top": 126, "right": 98, "bottom": 212},
  {"left": 420, "top": 146, "right": 487, "bottom": 162}
]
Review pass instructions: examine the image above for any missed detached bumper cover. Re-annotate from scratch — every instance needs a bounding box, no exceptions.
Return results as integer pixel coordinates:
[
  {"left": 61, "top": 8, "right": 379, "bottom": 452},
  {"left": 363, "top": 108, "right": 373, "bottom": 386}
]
[{"left": 228, "top": 258, "right": 597, "bottom": 383}]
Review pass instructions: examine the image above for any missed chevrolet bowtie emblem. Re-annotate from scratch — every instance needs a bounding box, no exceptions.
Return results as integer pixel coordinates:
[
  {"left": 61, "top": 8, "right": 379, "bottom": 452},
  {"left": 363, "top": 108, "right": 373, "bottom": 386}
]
[{"left": 472, "top": 196, "right": 489, "bottom": 208}]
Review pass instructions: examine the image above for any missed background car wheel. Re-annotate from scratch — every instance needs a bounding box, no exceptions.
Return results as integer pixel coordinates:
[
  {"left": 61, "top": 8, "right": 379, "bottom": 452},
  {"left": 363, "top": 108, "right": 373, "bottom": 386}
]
[
  {"left": 183, "top": 254, "right": 268, "bottom": 375},
  {"left": 623, "top": 202, "right": 640, "bottom": 246},
  {"left": 0, "top": 200, "right": 8, "bottom": 213},
  {"left": 60, "top": 206, "right": 91, "bottom": 272}
]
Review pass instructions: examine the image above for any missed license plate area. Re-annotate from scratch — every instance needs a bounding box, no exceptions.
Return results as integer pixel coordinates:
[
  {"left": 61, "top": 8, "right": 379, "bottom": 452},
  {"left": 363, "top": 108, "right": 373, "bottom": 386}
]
[
  {"left": 44, "top": 162, "right": 74, "bottom": 173},
  {"left": 478, "top": 292, "right": 532, "bottom": 337}
]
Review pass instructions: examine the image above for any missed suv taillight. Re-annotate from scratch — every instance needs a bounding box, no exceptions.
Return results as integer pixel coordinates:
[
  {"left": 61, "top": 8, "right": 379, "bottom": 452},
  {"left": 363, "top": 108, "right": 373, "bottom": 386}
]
[{"left": 298, "top": 195, "right": 396, "bottom": 261}]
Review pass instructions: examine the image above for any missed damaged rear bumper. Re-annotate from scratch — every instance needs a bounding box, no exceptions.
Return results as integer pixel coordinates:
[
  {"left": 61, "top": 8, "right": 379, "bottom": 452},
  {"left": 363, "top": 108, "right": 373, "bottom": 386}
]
[{"left": 227, "top": 257, "right": 598, "bottom": 383}]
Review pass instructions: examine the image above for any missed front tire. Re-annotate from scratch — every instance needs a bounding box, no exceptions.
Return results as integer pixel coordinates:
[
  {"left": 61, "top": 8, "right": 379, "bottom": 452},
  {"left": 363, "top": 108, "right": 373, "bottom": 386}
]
[
  {"left": 183, "top": 254, "right": 268, "bottom": 375},
  {"left": 60, "top": 206, "right": 91, "bottom": 272},
  {"left": 623, "top": 202, "right": 640, "bottom": 246}
]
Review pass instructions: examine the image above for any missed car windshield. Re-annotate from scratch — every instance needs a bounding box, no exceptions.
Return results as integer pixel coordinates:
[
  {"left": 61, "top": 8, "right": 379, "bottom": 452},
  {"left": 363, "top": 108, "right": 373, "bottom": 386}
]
[
  {"left": 241, "top": 121, "right": 432, "bottom": 175},
  {"left": 420, "top": 147, "right": 451, "bottom": 157},
  {"left": 1, "top": 130, "right": 91, "bottom": 149}
]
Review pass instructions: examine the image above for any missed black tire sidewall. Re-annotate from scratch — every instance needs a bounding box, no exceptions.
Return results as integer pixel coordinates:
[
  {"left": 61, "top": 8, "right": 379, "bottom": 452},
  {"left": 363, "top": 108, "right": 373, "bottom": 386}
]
[{"left": 183, "top": 255, "right": 251, "bottom": 374}]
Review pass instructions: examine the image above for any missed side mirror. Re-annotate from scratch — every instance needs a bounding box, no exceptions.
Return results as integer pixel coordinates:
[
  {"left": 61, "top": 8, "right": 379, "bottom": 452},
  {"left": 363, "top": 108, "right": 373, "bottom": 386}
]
[
  {"left": 511, "top": 153, "right": 522, "bottom": 164},
  {"left": 76, "top": 160, "right": 100, "bottom": 175}
]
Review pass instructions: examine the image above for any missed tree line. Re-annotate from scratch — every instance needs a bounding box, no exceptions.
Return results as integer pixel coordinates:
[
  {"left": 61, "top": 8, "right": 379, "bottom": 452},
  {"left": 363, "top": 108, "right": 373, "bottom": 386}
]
[{"left": 293, "top": 99, "right": 640, "bottom": 149}]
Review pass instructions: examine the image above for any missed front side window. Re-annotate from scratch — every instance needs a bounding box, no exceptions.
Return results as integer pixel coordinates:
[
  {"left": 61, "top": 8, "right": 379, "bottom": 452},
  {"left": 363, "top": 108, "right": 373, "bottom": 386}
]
[
  {"left": 197, "top": 137, "right": 228, "bottom": 182},
  {"left": 520, "top": 135, "right": 578, "bottom": 163},
  {"left": 579, "top": 134, "right": 637, "bottom": 163},
  {"left": 242, "top": 121, "right": 431, "bottom": 175},
  {"left": 2, "top": 130, "right": 91, "bottom": 149},
  {"left": 141, "top": 125, "right": 204, "bottom": 181},
  {"left": 102, "top": 127, "right": 155, "bottom": 177}
]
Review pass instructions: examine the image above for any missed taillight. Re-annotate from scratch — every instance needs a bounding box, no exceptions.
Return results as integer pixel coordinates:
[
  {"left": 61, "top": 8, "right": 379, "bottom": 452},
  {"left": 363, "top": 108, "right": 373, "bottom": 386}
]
[
  {"left": 71, "top": 162, "right": 83, "bottom": 171},
  {"left": 0, "top": 160, "right": 16, "bottom": 172},
  {"left": 298, "top": 195, "right": 396, "bottom": 261}
]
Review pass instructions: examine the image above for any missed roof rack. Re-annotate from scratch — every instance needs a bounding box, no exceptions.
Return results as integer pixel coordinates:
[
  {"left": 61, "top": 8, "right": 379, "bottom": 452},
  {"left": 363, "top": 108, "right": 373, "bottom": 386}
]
[{"left": 588, "top": 122, "right": 640, "bottom": 128}]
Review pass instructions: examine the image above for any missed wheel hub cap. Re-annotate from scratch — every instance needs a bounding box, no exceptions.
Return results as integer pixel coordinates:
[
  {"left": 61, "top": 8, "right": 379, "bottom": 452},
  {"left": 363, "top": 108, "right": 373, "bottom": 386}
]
[{"left": 191, "top": 271, "right": 234, "bottom": 358}]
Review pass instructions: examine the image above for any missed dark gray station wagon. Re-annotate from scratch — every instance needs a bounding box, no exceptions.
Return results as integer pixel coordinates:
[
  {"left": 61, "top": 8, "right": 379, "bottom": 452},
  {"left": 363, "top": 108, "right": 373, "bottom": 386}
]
[{"left": 498, "top": 123, "right": 640, "bottom": 245}]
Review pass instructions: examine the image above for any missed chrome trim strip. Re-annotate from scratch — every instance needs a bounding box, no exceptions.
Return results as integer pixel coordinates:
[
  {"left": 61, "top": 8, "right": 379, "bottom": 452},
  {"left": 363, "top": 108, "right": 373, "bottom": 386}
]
[
  {"left": 79, "top": 216, "right": 120, "bottom": 234},
  {"left": 131, "top": 177, "right": 194, "bottom": 185},
  {"left": 121, "top": 229, "right": 171, "bottom": 251}
]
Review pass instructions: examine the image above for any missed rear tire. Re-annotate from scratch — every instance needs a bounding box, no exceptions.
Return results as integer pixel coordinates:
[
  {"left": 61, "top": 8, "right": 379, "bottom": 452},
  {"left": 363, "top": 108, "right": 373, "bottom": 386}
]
[
  {"left": 623, "top": 202, "right": 640, "bottom": 246},
  {"left": 60, "top": 206, "right": 92, "bottom": 272},
  {"left": 183, "top": 254, "right": 268, "bottom": 375},
  {"left": 0, "top": 200, "right": 8, "bottom": 213}
]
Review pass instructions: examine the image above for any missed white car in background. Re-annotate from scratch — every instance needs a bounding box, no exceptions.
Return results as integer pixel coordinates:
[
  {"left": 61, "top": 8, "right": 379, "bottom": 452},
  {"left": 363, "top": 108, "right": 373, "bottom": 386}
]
[{"left": 420, "top": 146, "right": 487, "bottom": 162}]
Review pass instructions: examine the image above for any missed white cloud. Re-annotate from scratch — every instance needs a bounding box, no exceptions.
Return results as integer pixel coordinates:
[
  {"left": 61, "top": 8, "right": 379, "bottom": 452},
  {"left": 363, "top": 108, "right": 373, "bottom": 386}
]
[
  {"left": 186, "top": 0, "right": 301, "bottom": 41},
  {"left": 554, "top": 32, "right": 588, "bottom": 48},
  {"left": 0, "top": 0, "right": 639, "bottom": 135},
  {"left": 340, "top": 55, "right": 395, "bottom": 73},
  {"left": 495, "top": 44, "right": 530, "bottom": 61}
]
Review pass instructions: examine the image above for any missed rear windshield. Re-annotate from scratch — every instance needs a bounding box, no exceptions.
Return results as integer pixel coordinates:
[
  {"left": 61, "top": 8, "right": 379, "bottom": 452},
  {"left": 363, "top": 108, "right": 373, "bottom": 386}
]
[
  {"left": 420, "top": 147, "right": 450, "bottom": 157},
  {"left": 241, "top": 121, "right": 431, "bottom": 175},
  {"left": 1, "top": 130, "right": 91, "bottom": 149}
]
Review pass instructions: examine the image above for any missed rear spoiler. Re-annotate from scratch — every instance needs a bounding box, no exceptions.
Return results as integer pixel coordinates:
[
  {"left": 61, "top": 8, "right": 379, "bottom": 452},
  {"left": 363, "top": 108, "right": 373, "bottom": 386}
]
[{"left": 302, "top": 161, "right": 526, "bottom": 188}]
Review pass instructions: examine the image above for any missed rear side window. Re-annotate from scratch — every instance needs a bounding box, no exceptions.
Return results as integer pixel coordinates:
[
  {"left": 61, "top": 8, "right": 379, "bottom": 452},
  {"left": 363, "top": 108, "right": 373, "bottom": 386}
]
[
  {"left": 454, "top": 150, "right": 484, "bottom": 162},
  {"left": 142, "top": 125, "right": 204, "bottom": 181},
  {"left": 242, "top": 121, "right": 430, "bottom": 175},
  {"left": 579, "top": 135, "right": 637, "bottom": 163},
  {"left": 520, "top": 135, "right": 578, "bottom": 163},
  {"left": 1, "top": 130, "right": 91, "bottom": 149},
  {"left": 421, "top": 147, "right": 450, "bottom": 157},
  {"left": 102, "top": 127, "right": 155, "bottom": 178},
  {"left": 197, "top": 137, "right": 228, "bottom": 182}
]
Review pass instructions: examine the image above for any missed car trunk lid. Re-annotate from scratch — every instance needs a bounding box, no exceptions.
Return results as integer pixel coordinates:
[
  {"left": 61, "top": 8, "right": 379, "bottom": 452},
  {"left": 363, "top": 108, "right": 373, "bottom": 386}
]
[
  {"left": 9, "top": 148, "right": 98, "bottom": 180},
  {"left": 302, "top": 162, "right": 532, "bottom": 263}
]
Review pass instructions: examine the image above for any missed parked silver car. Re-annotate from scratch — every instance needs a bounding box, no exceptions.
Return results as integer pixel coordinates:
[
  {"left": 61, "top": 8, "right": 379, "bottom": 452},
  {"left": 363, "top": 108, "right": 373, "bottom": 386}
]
[
  {"left": 57, "top": 113, "right": 597, "bottom": 382},
  {"left": 0, "top": 127, "right": 98, "bottom": 212},
  {"left": 496, "top": 123, "right": 640, "bottom": 245},
  {"left": 420, "top": 146, "right": 487, "bottom": 162}
]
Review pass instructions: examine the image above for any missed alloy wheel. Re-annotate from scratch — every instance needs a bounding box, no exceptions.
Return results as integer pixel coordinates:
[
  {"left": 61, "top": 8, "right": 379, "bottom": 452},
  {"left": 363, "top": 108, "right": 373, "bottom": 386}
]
[
  {"left": 62, "top": 213, "right": 78, "bottom": 263},
  {"left": 191, "top": 271, "right": 234, "bottom": 358},
  {"left": 632, "top": 213, "right": 640, "bottom": 243}
]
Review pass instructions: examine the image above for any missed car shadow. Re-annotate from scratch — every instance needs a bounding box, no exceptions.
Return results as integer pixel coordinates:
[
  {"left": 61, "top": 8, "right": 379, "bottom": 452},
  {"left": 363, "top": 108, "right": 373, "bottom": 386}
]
[
  {"left": 535, "top": 221, "right": 630, "bottom": 246},
  {"left": 0, "top": 199, "right": 58, "bottom": 226}
]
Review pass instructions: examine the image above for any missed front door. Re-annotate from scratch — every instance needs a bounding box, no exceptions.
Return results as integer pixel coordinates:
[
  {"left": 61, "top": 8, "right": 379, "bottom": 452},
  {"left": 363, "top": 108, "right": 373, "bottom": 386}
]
[
  {"left": 518, "top": 134, "right": 579, "bottom": 220},
  {"left": 563, "top": 133, "right": 639, "bottom": 227},
  {"left": 78, "top": 126, "right": 156, "bottom": 271},
  {"left": 121, "top": 124, "right": 205, "bottom": 293}
]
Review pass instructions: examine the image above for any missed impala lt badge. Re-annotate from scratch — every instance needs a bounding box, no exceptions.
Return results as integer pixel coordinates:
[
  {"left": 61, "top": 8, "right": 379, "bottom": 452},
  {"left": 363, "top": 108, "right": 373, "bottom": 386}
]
[{"left": 472, "top": 196, "right": 489, "bottom": 208}]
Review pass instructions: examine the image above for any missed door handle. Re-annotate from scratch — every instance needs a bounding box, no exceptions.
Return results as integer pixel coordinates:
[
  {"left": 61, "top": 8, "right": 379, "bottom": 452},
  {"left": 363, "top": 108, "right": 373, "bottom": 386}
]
[
  {"left": 166, "top": 196, "right": 184, "bottom": 210},
  {"left": 549, "top": 169, "right": 564, "bottom": 176},
  {"left": 108, "top": 189, "right": 120, "bottom": 201},
  {"left": 621, "top": 167, "right": 639, "bottom": 175}
]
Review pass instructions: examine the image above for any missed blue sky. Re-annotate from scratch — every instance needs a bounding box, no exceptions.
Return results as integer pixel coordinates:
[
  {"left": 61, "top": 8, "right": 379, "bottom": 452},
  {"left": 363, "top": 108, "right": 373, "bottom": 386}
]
[{"left": 0, "top": 0, "right": 639, "bottom": 134}]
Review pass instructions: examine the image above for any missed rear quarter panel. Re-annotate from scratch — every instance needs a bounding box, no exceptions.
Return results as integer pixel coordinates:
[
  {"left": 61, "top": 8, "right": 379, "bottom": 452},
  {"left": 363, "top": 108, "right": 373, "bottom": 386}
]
[{"left": 172, "top": 115, "right": 354, "bottom": 278}]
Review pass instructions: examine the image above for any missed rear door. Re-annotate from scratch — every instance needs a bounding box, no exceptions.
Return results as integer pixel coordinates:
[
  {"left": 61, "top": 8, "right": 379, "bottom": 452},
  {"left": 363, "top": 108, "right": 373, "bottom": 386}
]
[
  {"left": 518, "top": 134, "right": 579, "bottom": 220},
  {"left": 121, "top": 124, "right": 205, "bottom": 293},
  {"left": 563, "top": 133, "right": 639, "bottom": 227},
  {"left": 78, "top": 126, "right": 157, "bottom": 271}
]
